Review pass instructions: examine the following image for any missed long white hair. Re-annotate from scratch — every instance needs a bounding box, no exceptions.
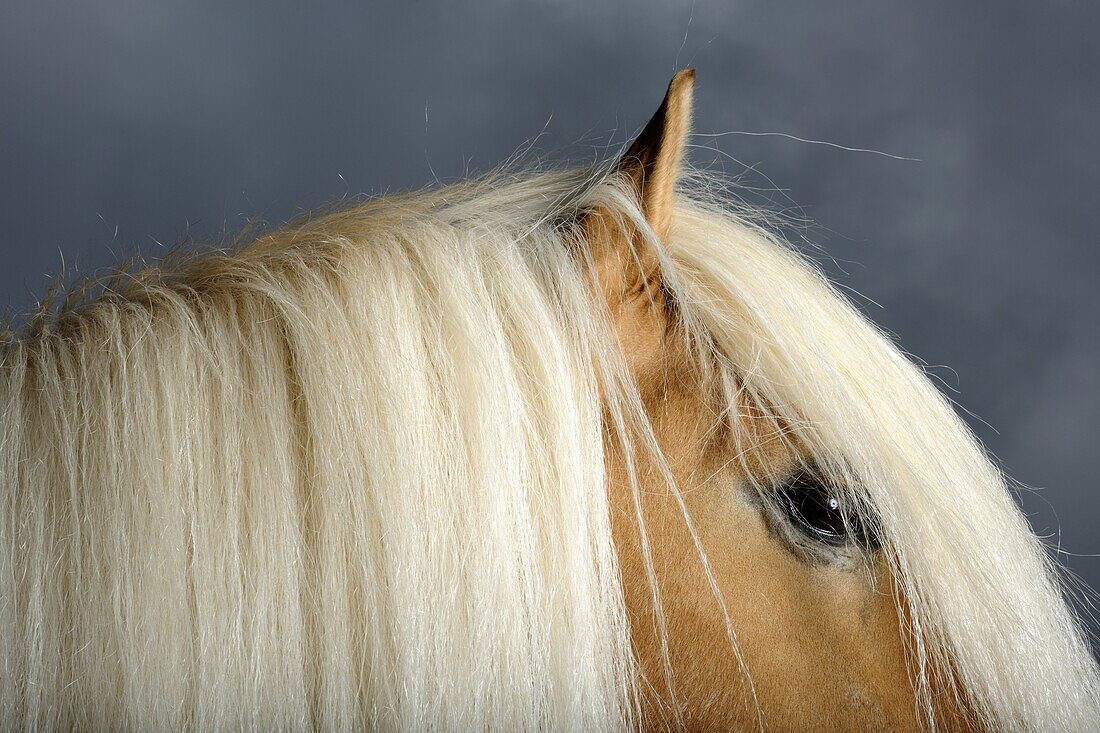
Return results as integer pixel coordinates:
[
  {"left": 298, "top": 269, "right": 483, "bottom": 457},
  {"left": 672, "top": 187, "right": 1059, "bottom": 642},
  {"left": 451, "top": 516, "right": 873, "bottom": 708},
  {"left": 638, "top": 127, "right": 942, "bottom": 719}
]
[{"left": 1, "top": 165, "right": 1097, "bottom": 730}]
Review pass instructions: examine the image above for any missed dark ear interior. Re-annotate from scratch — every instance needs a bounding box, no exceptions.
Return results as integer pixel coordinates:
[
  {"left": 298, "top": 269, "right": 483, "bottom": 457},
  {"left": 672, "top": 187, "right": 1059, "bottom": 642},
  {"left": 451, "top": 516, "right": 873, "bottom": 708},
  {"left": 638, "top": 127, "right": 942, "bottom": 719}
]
[
  {"left": 582, "top": 70, "right": 697, "bottom": 303},
  {"left": 617, "top": 68, "right": 696, "bottom": 242}
]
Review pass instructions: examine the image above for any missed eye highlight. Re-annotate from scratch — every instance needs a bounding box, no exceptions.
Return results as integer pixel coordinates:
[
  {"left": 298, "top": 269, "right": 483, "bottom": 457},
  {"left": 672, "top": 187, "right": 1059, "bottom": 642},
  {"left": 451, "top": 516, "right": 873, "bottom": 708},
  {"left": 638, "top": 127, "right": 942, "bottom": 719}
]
[{"left": 776, "top": 470, "right": 878, "bottom": 551}]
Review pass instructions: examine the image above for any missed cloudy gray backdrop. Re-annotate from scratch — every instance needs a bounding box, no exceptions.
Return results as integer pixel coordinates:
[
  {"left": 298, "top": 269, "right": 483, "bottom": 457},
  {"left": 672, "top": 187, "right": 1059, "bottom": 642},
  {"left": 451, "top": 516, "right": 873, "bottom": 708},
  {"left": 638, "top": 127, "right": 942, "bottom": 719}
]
[{"left": 2, "top": 1, "right": 1097, "bottom": 645}]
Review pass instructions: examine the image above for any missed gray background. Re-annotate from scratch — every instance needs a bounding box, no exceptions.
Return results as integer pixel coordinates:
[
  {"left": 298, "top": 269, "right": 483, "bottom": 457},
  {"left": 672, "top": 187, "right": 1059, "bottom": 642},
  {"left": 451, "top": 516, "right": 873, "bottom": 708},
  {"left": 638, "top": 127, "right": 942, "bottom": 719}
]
[{"left": 2, "top": 2, "right": 1097, "bottom": 646}]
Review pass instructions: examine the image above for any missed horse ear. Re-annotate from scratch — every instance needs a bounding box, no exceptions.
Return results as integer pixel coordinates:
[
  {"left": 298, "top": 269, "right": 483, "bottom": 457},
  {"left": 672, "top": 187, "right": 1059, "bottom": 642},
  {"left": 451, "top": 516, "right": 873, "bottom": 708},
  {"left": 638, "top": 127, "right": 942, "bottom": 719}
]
[
  {"left": 583, "top": 70, "right": 695, "bottom": 302},
  {"left": 619, "top": 68, "right": 695, "bottom": 242}
]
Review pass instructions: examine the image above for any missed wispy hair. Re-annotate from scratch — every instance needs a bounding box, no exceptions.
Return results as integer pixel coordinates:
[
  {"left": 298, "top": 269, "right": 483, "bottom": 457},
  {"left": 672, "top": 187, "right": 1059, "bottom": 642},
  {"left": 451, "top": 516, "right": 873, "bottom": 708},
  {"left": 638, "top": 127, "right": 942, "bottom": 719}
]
[{"left": 1, "top": 165, "right": 1096, "bottom": 730}]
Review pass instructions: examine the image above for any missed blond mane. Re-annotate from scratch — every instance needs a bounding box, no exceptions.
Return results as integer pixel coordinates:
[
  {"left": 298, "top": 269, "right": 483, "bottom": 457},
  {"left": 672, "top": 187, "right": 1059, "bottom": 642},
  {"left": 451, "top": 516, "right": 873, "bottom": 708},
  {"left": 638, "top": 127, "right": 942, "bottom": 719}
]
[{"left": 2, "top": 165, "right": 1096, "bottom": 730}]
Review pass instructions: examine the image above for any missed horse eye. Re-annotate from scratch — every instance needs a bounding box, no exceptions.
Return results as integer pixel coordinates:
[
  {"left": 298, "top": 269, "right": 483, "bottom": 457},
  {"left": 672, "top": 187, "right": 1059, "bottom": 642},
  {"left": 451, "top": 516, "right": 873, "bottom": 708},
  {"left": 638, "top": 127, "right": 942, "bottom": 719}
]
[{"left": 779, "top": 472, "right": 874, "bottom": 548}]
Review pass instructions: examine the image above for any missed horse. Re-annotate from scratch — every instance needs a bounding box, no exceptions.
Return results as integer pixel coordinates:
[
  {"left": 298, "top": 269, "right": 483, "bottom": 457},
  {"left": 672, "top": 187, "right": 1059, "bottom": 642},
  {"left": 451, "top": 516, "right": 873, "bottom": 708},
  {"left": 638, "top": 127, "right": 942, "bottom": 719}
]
[{"left": 1, "top": 69, "right": 1097, "bottom": 731}]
